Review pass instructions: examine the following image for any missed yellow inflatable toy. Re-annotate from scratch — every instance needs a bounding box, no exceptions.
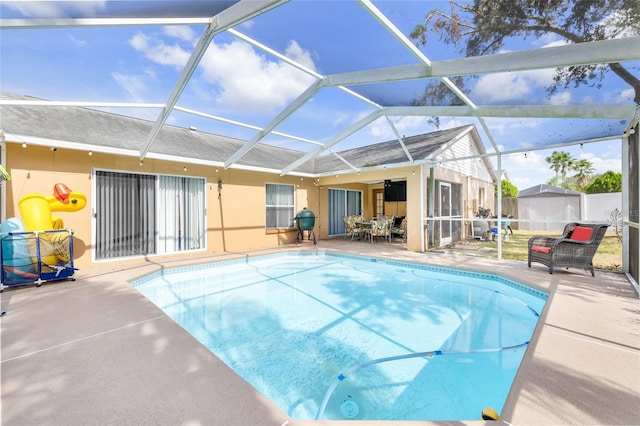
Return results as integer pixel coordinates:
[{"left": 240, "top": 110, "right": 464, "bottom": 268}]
[
  {"left": 17, "top": 183, "right": 86, "bottom": 265},
  {"left": 18, "top": 183, "right": 87, "bottom": 232}
]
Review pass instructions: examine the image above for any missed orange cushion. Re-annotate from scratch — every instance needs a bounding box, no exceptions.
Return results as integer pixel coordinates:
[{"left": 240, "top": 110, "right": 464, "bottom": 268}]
[
  {"left": 531, "top": 245, "right": 551, "bottom": 254},
  {"left": 570, "top": 226, "right": 593, "bottom": 241}
]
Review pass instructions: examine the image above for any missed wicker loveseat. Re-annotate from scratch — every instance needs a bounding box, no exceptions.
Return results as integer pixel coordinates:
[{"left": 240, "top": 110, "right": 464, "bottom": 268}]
[{"left": 527, "top": 223, "right": 609, "bottom": 277}]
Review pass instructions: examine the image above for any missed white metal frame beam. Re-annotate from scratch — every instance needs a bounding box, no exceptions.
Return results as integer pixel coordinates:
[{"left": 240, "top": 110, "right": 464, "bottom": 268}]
[
  {"left": 383, "top": 104, "right": 636, "bottom": 119},
  {"left": 0, "top": 17, "right": 210, "bottom": 28},
  {"left": 326, "top": 36, "right": 640, "bottom": 87}
]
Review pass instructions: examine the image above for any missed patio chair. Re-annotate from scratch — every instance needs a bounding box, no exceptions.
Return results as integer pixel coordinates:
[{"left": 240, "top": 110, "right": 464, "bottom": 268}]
[
  {"left": 369, "top": 215, "right": 393, "bottom": 243},
  {"left": 345, "top": 215, "right": 365, "bottom": 240},
  {"left": 391, "top": 216, "right": 407, "bottom": 241},
  {"left": 527, "top": 223, "right": 609, "bottom": 276}
]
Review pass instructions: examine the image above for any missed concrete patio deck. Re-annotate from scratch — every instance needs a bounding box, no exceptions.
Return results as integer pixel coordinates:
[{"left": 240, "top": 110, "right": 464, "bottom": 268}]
[{"left": 2, "top": 239, "right": 639, "bottom": 426}]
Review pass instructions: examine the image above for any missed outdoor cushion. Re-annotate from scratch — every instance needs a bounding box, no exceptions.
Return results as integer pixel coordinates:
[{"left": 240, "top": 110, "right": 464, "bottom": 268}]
[
  {"left": 570, "top": 226, "right": 593, "bottom": 241},
  {"left": 531, "top": 245, "right": 551, "bottom": 254}
]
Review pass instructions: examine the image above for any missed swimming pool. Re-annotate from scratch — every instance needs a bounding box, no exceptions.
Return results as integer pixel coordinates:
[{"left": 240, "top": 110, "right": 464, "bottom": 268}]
[{"left": 131, "top": 252, "right": 547, "bottom": 421}]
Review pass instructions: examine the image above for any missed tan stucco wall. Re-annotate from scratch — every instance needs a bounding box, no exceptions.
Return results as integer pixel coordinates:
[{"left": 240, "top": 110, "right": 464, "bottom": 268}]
[
  {"left": 4, "top": 144, "right": 321, "bottom": 269},
  {"left": 314, "top": 166, "right": 422, "bottom": 252}
]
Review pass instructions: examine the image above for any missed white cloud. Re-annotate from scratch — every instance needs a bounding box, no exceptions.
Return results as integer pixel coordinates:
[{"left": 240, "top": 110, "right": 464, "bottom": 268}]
[
  {"left": 163, "top": 26, "right": 196, "bottom": 43},
  {"left": 129, "top": 32, "right": 190, "bottom": 69},
  {"left": 129, "top": 30, "right": 318, "bottom": 114},
  {"left": 67, "top": 34, "right": 87, "bottom": 48},
  {"left": 533, "top": 33, "right": 563, "bottom": 47},
  {"left": 473, "top": 68, "right": 554, "bottom": 103},
  {"left": 440, "top": 117, "right": 469, "bottom": 129},
  {"left": 283, "top": 40, "right": 316, "bottom": 70},
  {"left": 579, "top": 151, "right": 621, "bottom": 173},
  {"left": 617, "top": 88, "right": 635, "bottom": 102},
  {"left": 367, "top": 115, "right": 435, "bottom": 139},
  {"left": 367, "top": 117, "right": 393, "bottom": 138},
  {"left": 198, "top": 40, "right": 317, "bottom": 113},
  {"left": 111, "top": 72, "right": 148, "bottom": 103},
  {"left": 549, "top": 91, "right": 572, "bottom": 105},
  {"left": 505, "top": 150, "right": 554, "bottom": 189},
  {"left": 130, "top": 33, "right": 150, "bottom": 51}
]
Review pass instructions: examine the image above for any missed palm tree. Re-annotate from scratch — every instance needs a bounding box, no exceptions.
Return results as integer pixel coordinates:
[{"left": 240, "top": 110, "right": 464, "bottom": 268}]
[
  {"left": 573, "top": 159, "right": 595, "bottom": 190},
  {"left": 545, "top": 151, "right": 576, "bottom": 184}
]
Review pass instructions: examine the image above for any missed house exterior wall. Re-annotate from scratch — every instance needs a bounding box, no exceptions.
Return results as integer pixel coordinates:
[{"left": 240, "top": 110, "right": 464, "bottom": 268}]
[
  {"left": 313, "top": 166, "right": 422, "bottom": 252},
  {"left": 3, "top": 129, "right": 494, "bottom": 268},
  {"left": 439, "top": 133, "right": 493, "bottom": 182},
  {"left": 430, "top": 166, "right": 495, "bottom": 243},
  {"left": 5, "top": 144, "right": 319, "bottom": 269}
]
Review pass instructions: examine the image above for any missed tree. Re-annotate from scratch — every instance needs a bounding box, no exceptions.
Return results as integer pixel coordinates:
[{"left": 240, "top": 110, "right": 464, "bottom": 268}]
[
  {"left": 584, "top": 170, "right": 622, "bottom": 193},
  {"left": 497, "top": 179, "right": 518, "bottom": 197},
  {"left": 573, "top": 158, "right": 595, "bottom": 190},
  {"left": 410, "top": 0, "right": 640, "bottom": 104},
  {"left": 545, "top": 150, "right": 575, "bottom": 184}
]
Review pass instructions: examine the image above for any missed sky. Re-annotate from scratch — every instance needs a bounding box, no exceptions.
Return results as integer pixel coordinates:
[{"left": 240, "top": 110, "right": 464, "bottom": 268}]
[{"left": 0, "top": 0, "right": 637, "bottom": 192}]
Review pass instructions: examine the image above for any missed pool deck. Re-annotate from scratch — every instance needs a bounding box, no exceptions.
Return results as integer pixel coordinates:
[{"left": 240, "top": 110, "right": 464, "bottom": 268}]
[{"left": 2, "top": 239, "right": 639, "bottom": 426}]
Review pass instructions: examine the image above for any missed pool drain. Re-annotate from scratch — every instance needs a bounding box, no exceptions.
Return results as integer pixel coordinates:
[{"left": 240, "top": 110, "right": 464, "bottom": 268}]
[{"left": 340, "top": 399, "right": 359, "bottom": 418}]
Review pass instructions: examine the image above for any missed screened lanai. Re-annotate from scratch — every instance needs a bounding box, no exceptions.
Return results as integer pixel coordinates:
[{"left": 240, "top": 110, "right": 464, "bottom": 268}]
[{"left": 0, "top": 1, "right": 639, "bottom": 288}]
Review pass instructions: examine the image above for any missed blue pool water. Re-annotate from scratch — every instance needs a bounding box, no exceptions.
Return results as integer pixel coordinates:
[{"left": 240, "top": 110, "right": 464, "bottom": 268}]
[{"left": 131, "top": 252, "right": 547, "bottom": 421}]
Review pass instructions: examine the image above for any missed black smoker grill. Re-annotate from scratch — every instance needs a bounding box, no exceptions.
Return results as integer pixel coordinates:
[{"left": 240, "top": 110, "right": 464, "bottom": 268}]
[{"left": 294, "top": 207, "right": 317, "bottom": 245}]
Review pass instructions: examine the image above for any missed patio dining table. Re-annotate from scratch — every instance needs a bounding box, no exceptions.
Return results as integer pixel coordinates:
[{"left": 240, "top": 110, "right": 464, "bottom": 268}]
[{"left": 355, "top": 221, "right": 373, "bottom": 243}]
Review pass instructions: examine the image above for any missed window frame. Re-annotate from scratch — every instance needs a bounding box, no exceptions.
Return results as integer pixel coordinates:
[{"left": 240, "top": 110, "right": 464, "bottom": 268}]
[{"left": 265, "top": 182, "right": 296, "bottom": 230}]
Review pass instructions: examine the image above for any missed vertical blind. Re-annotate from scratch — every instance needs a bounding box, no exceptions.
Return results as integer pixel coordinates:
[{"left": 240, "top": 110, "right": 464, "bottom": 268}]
[
  {"left": 95, "top": 171, "right": 156, "bottom": 259},
  {"left": 328, "top": 188, "right": 362, "bottom": 236},
  {"left": 95, "top": 170, "right": 205, "bottom": 260},
  {"left": 158, "top": 175, "right": 205, "bottom": 253}
]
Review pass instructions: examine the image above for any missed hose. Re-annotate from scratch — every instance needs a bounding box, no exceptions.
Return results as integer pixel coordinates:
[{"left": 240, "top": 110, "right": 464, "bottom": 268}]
[{"left": 315, "top": 341, "right": 529, "bottom": 420}]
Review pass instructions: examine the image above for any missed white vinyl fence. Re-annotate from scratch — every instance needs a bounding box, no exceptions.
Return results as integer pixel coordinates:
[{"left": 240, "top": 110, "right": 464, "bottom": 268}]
[{"left": 517, "top": 192, "right": 621, "bottom": 232}]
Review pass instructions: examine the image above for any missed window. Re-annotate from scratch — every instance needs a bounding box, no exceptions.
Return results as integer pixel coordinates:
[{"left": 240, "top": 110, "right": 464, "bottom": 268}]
[
  {"left": 375, "top": 191, "right": 384, "bottom": 217},
  {"left": 479, "top": 187, "right": 485, "bottom": 209},
  {"left": 94, "top": 170, "right": 205, "bottom": 260},
  {"left": 265, "top": 183, "right": 295, "bottom": 229}
]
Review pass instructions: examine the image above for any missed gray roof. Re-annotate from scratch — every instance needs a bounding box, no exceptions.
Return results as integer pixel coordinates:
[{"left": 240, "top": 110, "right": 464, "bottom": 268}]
[
  {"left": 314, "top": 126, "right": 475, "bottom": 173},
  {"left": 518, "top": 184, "right": 582, "bottom": 198},
  {"left": 0, "top": 92, "right": 316, "bottom": 174},
  {"left": 1, "top": 92, "right": 477, "bottom": 176}
]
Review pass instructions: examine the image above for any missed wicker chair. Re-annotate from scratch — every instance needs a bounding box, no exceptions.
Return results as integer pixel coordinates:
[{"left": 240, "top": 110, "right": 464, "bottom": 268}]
[
  {"left": 527, "top": 223, "right": 609, "bottom": 276},
  {"left": 391, "top": 216, "right": 407, "bottom": 241}
]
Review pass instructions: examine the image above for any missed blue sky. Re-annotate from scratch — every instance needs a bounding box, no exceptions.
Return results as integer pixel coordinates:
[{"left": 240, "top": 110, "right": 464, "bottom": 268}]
[{"left": 1, "top": 1, "right": 636, "bottom": 191}]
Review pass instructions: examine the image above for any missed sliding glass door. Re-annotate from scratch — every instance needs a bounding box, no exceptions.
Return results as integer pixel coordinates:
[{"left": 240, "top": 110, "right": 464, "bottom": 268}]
[
  {"left": 328, "top": 188, "right": 362, "bottom": 236},
  {"left": 94, "top": 170, "right": 205, "bottom": 260}
]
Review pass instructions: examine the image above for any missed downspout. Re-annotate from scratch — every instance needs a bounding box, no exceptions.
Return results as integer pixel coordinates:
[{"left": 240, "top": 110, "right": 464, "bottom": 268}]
[
  {"left": 621, "top": 131, "right": 629, "bottom": 275},
  {"left": 420, "top": 165, "right": 425, "bottom": 252},
  {"left": 0, "top": 128, "right": 6, "bottom": 222},
  {"left": 496, "top": 154, "right": 502, "bottom": 260}
]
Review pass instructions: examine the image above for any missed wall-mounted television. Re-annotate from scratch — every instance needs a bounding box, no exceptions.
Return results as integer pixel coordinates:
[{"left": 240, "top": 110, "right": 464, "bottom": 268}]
[{"left": 384, "top": 180, "right": 406, "bottom": 202}]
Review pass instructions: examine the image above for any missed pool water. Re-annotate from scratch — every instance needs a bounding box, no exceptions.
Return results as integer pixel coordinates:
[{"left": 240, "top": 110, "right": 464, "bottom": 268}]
[{"left": 131, "top": 252, "right": 546, "bottom": 421}]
